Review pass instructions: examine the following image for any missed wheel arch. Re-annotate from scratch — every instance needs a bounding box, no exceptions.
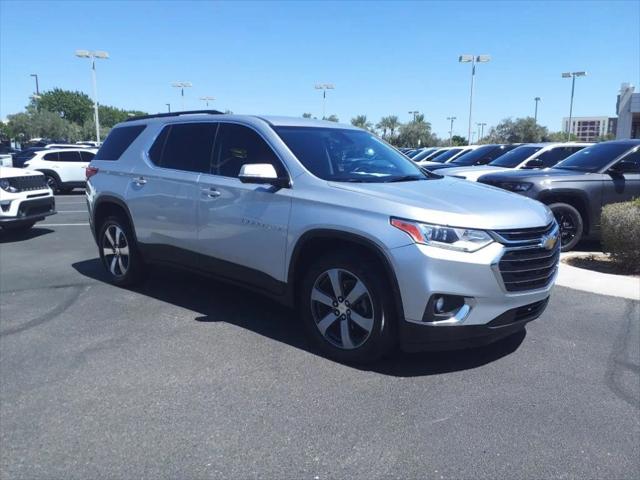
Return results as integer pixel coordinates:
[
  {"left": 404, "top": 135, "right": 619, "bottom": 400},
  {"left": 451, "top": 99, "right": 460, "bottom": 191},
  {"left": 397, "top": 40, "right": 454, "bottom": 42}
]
[
  {"left": 538, "top": 189, "right": 592, "bottom": 235},
  {"left": 93, "top": 195, "right": 137, "bottom": 243},
  {"left": 35, "top": 169, "right": 61, "bottom": 183},
  {"left": 287, "top": 229, "right": 405, "bottom": 322}
]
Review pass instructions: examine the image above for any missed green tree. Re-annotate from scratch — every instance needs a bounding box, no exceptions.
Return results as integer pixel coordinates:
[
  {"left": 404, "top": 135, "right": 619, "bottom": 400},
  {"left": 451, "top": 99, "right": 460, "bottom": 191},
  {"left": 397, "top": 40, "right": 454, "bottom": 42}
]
[
  {"left": 302, "top": 112, "right": 313, "bottom": 118},
  {"left": 36, "top": 88, "right": 94, "bottom": 125},
  {"left": 98, "top": 106, "right": 147, "bottom": 128},
  {"left": 484, "top": 117, "right": 549, "bottom": 143},
  {"left": 395, "top": 114, "right": 436, "bottom": 147},
  {"left": 324, "top": 114, "right": 339, "bottom": 122},
  {"left": 376, "top": 115, "right": 401, "bottom": 139},
  {"left": 6, "top": 110, "right": 81, "bottom": 143},
  {"left": 450, "top": 135, "right": 467, "bottom": 146},
  {"left": 546, "top": 131, "right": 578, "bottom": 142},
  {"left": 351, "top": 115, "right": 372, "bottom": 131}
]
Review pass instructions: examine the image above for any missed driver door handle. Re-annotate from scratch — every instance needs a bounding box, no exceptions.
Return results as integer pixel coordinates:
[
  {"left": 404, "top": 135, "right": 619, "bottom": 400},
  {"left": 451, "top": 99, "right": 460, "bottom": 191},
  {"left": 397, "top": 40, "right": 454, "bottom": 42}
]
[
  {"left": 202, "top": 187, "right": 221, "bottom": 198},
  {"left": 133, "top": 176, "right": 147, "bottom": 186}
]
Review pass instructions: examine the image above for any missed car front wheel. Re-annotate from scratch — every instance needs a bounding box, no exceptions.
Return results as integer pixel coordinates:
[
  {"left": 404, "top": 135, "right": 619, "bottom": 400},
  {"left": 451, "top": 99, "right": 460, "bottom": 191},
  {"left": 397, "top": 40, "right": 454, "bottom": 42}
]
[
  {"left": 300, "top": 252, "right": 395, "bottom": 363},
  {"left": 549, "top": 202, "right": 583, "bottom": 252}
]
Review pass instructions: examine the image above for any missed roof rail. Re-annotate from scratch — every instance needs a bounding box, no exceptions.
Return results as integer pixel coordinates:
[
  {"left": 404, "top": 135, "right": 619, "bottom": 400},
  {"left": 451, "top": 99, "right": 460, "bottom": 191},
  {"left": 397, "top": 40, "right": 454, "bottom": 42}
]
[{"left": 124, "top": 110, "right": 224, "bottom": 122}]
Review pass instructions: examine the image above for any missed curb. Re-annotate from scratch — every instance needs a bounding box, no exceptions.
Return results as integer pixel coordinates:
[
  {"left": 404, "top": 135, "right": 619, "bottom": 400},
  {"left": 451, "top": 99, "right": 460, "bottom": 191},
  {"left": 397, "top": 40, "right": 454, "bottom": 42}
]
[{"left": 557, "top": 253, "right": 640, "bottom": 301}]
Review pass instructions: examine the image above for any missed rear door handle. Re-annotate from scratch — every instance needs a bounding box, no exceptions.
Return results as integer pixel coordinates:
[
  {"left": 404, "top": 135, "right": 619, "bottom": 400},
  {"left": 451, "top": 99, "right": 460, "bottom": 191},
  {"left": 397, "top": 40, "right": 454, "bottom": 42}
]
[
  {"left": 202, "top": 187, "right": 221, "bottom": 198},
  {"left": 133, "top": 176, "right": 147, "bottom": 186}
]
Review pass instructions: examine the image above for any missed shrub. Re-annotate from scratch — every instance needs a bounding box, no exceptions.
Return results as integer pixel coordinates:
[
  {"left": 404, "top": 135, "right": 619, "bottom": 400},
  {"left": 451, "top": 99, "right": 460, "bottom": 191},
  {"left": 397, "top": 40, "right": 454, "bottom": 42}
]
[{"left": 601, "top": 199, "right": 640, "bottom": 273}]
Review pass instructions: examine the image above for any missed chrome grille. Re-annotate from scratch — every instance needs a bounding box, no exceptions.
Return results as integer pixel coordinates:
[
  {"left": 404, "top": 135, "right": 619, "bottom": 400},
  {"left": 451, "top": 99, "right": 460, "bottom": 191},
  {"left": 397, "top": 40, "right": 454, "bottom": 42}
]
[
  {"left": 493, "top": 222, "right": 560, "bottom": 292},
  {"left": 7, "top": 175, "right": 48, "bottom": 192}
]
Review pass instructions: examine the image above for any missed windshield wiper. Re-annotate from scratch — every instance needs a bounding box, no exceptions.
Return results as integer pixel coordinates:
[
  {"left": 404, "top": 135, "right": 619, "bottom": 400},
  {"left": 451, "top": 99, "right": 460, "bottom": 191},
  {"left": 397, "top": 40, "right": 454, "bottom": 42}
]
[{"left": 384, "top": 175, "right": 426, "bottom": 183}]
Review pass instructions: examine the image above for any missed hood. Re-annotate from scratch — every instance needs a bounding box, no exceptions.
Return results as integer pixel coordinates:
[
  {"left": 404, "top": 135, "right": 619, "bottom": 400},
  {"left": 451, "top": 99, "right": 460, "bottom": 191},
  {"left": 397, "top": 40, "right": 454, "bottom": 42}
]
[
  {"left": 0, "top": 166, "right": 45, "bottom": 179},
  {"left": 329, "top": 176, "right": 553, "bottom": 231},
  {"left": 441, "top": 165, "right": 509, "bottom": 181},
  {"left": 479, "top": 167, "right": 587, "bottom": 183}
]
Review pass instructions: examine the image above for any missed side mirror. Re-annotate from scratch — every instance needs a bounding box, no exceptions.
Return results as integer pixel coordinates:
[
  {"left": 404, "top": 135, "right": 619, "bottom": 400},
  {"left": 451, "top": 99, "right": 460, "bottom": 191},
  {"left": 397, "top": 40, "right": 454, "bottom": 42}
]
[
  {"left": 608, "top": 160, "right": 637, "bottom": 175},
  {"left": 238, "top": 163, "right": 290, "bottom": 188},
  {"left": 525, "top": 158, "right": 543, "bottom": 169}
]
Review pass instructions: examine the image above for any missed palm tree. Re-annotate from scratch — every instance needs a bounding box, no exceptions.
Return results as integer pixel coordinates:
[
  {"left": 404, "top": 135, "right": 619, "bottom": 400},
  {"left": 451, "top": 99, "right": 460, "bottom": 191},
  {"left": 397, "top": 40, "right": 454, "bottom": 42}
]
[
  {"left": 387, "top": 115, "right": 400, "bottom": 138},
  {"left": 351, "top": 115, "right": 372, "bottom": 131},
  {"left": 376, "top": 116, "right": 391, "bottom": 138}
]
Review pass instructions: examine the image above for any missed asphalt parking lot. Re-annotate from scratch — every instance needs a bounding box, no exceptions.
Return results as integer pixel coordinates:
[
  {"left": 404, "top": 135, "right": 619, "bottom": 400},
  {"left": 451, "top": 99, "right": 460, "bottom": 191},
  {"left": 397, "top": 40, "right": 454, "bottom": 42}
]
[{"left": 1, "top": 193, "right": 639, "bottom": 479}]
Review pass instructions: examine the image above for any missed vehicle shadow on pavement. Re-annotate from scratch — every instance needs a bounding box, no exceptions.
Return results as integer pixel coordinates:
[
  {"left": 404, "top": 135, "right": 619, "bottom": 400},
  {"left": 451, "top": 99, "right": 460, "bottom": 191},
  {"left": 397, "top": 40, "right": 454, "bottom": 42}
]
[
  {"left": 0, "top": 227, "right": 54, "bottom": 244},
  {"left": 72, "top": 258, "right": 526, "bottom": 377}
]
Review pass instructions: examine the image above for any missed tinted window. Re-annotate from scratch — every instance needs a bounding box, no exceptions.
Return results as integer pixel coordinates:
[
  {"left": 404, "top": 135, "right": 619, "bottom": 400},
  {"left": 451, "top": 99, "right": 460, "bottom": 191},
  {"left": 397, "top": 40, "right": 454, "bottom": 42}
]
[
  {"left": 489, "top": 145, "right": 544, "bottom": 168},
  {"left": 149, "top": 126, "right": 169, "bottom": 166},
  {"left": 432, "top": 148, "right": 463, "bottom": 163},
  {"left": 554, "top": 143, "right": 637, "bottom": 173},
  {"left": 617, "top": 149, "right": 640, "bottom": 172},
  {"left": 43, "top": 152, "right": 59, "bottom": 161},
  {"left": 215, "top": 124, "right": 283, "bottom": 178},
  {"left": 80, "top": 151, "right": 95, "bottom": 162},
  {"left": 156, "top": 123, "right": 217, "bottom": 173},
  {"left": 450, "top": 145, "right": 503, "bottom": 166},
  {"left": 411, "top": 148, "right": 438, "bottom": 162},
  {"left": 531, "top": 146, "right": 581, "bottom": 168},
  {"left": 58, "top": 151, "right": 81, "bottom": 162},
  {"left": 95, "top": 125, "right": 146, "bottom": 161}
]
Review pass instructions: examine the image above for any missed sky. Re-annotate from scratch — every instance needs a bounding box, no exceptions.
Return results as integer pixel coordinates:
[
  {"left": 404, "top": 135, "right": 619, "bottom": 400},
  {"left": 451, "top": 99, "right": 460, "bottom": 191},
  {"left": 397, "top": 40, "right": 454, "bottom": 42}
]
[{"left": 1, "top": 0, "right": 639, "bottom": 139}]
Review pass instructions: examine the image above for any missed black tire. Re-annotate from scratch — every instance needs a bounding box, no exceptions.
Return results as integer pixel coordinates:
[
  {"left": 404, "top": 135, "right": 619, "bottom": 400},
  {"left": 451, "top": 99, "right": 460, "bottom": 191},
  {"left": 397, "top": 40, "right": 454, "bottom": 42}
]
[
  {"left": 300, "top": 251, "right": 396, "bottom": 363},
  {"left": 45, "top": 174, "right": 61, "bottom": 194},
  {"left": 549, "top": 202, "right": 583, "bottom": 252},
  {"left": 2, "top": 220, "right": 36, "bottom": 231},
  {"left": 97, "top": 215, "right": 145, "bottom": 287}
]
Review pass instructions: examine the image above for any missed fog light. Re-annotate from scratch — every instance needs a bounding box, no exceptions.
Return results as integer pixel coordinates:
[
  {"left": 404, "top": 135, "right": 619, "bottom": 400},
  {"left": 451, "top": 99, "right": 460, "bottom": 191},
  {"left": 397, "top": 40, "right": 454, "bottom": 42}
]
[
  {"left": 423, "top": 294, "right": 470, "bottom": 323},
  {"left": 434, "top": 296, "right": 446, "bottom": 313}
]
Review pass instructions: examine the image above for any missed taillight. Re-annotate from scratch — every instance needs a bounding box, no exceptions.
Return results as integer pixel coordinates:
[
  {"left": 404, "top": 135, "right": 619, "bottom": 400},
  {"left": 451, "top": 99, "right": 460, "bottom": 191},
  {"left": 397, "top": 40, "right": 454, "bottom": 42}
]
[{"left": 86, "top": 166, "right": 99, "bottom": 180}]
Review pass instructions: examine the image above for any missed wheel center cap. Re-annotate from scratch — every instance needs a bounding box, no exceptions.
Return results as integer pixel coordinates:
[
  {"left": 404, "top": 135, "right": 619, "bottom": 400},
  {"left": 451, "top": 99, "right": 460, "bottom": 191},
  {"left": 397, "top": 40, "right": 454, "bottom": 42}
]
[{"left": 337, "top": 303, "right": 348, "bottom": 315}]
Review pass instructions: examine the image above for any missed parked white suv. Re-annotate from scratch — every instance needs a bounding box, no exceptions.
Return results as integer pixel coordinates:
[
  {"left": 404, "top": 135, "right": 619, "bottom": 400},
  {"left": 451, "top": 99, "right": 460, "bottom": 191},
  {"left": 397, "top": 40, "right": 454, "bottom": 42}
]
[
  {"left": 23, "top": 148, "right": 96, "bottom": 193},
  {"left": 86, "top": 112, "right": 558, "bottom": 363},
  {"left": 0, "top": 166, "right": 56, "bottom": 231},
  {"left": 443, "top": 142, "right": 591, "bottom": 181}
]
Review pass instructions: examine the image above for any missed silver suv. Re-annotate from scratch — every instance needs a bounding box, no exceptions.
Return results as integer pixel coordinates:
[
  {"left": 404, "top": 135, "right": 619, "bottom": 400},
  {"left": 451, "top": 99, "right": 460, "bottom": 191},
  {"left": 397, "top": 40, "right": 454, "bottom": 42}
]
[{"left": 86, "top": 111, "right": 558, "bottom": 363}]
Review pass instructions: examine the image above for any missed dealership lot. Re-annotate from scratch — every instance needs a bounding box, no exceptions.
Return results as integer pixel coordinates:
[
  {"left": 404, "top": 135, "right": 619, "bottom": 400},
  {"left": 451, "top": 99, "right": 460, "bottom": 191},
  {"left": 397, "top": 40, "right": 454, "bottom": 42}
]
[{"left": 0, "top": 193, "right": 638, "bottom": 479}]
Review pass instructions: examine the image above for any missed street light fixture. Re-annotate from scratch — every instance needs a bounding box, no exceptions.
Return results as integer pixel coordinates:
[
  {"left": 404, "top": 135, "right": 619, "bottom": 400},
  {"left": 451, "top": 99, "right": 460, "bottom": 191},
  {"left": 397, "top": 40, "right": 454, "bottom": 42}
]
[
  {"left": 447, "top": 116, "right": 456, "bottom": 145},
  {"left": 408, "top": 110, "right": 419, "bottom": 122},
  {"left": 459, "top": 54, "right": 491, "bottom": 145},
  {"left": 534, "top": 97, "right": 541, "bottom": 124},
  {"left": 172, "top": 81, "right": 193, "bottom": 111},
  {"left": 200, "top": 96, "right": 215, "bottom": 107},
  {"left": 166, "top": 103, "right": 171, "bottom": 113},
  {"left": 562, "top": 71, "right": 587, "bottom": 140},
  {"left": 75, "top": 49, "right": 109, "bottom": 143},
  {"left": 314, "top": 83, "right": 334, "bottom": 119}
]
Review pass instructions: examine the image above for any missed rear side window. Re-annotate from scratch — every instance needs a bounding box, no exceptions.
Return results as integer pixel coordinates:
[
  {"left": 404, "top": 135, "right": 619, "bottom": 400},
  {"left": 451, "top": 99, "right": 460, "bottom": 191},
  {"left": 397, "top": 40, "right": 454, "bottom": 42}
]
[
  {"left": 213, "top": 123, "right": 284, "bottom": 178},
  {"left": 58, "top": 151, "right": 82, "bottom": 162},
  {"left": 535, "top": 146, "right": 581, "bottom": 168},
  {"left": 80, "top": 151, "right": 95, "bottom": 162},
  {"left": 43, "top": 152, "right": 59, "bottom": 161},
  {"left": 149, "top": 123, "right": 217, "bottom": 173},
  {"left": 95, "top": 125, "right": 146, "bottom": 161}
]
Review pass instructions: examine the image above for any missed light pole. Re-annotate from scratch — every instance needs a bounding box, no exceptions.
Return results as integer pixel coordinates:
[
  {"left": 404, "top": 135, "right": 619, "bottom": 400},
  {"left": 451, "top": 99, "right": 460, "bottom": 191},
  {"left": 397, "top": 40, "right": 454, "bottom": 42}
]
[
  {"left": 447, "top": 116, "right": 456, "bottom": 145},
  {"left": 562, "top": 71, "right": 586, "bottom": 140},
  {"left": 172, "top": 81, "right": 192, "bottom": 111},
  {"left": 75, "top": 49, "right": 109, "bottom": 143},
  {"left": 476, "top": 122, "right": 487, "bottom": 142},
  {"left": 534, "top": 97, "right": 541, "bottom": 124},
  {"left": 314, "top": 83, "right": 334, "bottom": 119},
  {"left": 166, "top": 103, "right": 171, "bottom": 113},
  {"left": 200, "top": 96, "right": 215, "bottom": 107},
  {"left": 409, "top": 110, "right": 419, "bottom": 122},
  {"left": 30, "top": 74, "right": 41, "bottom": 111},
  {"left": 459, "top": 54, "right": 491, "bottom": 145}
]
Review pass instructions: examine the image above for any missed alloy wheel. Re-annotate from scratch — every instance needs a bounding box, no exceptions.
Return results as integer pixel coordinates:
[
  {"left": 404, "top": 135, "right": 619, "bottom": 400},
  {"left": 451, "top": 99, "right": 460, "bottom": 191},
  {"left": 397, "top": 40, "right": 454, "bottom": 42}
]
[
  {"left": 102, "top": 224, "right": 130, "bottom": 277},
  {"left": 310, "top": 268, "right": 375, "bottom": 350},
  {"left": 556, "top": 212, "right": 576, "bottom": 246}
]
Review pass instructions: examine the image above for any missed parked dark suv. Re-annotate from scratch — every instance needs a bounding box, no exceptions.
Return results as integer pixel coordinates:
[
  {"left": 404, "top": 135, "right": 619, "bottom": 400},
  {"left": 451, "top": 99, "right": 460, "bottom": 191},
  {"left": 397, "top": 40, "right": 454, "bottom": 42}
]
[{"left": 478, "top": 140, "right": 640, "bottom": 251}]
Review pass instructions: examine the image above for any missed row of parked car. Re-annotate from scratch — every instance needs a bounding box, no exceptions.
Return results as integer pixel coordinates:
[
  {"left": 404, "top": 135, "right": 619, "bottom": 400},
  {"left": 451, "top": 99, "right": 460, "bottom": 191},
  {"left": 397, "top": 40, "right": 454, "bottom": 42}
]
[{"left": 400, "top": 140, "right": 640, "bottom": 250}]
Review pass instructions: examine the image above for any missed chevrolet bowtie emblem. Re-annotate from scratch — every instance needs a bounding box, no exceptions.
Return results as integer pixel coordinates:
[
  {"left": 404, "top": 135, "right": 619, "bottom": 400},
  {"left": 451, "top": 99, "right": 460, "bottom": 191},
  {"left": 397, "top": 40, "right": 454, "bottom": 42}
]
[{"left": 540, "top": 233, "right": 558, "bottom": 250}]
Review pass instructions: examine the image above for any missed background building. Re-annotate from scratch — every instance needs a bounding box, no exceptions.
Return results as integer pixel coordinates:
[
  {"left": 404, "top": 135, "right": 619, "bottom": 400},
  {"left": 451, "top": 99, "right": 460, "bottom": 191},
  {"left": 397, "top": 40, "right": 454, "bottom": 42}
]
[
  {"left": 616, "top": 83, "right": 640, "bottom": 139},
  {"left": 562, "top": 116, "right": 616, "bottom": 142}
]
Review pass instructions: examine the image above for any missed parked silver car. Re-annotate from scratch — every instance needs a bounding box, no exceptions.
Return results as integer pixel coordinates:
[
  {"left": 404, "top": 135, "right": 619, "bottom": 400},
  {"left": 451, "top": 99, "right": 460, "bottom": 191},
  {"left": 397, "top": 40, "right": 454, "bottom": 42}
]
[{"left": 86, "top": 112, "right": 558, "bottom": 363}]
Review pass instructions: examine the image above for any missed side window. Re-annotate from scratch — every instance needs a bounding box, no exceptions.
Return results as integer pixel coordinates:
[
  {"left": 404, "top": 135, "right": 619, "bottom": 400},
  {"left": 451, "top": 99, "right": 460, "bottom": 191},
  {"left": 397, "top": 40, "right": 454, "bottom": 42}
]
[
  {"left": 80, "top": 151, "right": 95, "bottom": 162},
  {"left": 617, "top": 149, "right": 640, "bottom": 172},
  {"left": 43, "top": 152, "right": 59, "bottom": 161},
  {"left": 157, "top": 123, "right": 217, "bottom": 173},
  {"left": 148, "top": 125, "right": 170, "bottom": 166},
  {"left": 536, "top": 147, "right": 572, "bottom": 168},
  {"left": 213, "top": 123, "right": 284, "bottom": 178},
  {"left": 58, "top": 151, "right": 82, "bottom": 163},
  {"left": 95, "top": 125, "right": 146, "bottom": 161}
]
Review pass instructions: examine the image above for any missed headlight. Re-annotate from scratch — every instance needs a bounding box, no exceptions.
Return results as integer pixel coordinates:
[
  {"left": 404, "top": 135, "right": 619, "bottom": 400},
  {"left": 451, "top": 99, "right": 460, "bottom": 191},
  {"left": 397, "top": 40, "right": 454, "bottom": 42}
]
[
  {"left": 0, "top": 179, "right": 18, "bottom": 193},
  {"left": 391, "top": 218, "right": 493, "bottom": 252},
  {"left": 498, "top": 181, "right": 533, "bottom": 192}
]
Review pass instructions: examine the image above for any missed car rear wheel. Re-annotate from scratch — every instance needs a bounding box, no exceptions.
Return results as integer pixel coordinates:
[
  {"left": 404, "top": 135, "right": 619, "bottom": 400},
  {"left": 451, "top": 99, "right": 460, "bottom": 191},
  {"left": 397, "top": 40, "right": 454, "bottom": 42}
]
[
  {"left": 98, "top": 216, "right": 144, "bottom": 286},
  {"left": 300, "top": 251, "right": 395, "bottom": 363},
  {"left": 549, "top": 202, "right": 583, "bottom": 252},
  {"left": 45, "top": 174, "right": 60, "bottom": 194}
]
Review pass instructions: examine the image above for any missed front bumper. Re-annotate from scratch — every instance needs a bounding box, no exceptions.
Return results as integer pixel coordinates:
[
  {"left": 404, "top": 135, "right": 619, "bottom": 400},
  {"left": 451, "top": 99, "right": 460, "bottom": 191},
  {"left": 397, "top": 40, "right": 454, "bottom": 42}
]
[
  {"left": 0, "top": 195, "right": 56, "bottom": 224},
  {"left": 388, "top": 240, "right": 556, "bottom": 351}
]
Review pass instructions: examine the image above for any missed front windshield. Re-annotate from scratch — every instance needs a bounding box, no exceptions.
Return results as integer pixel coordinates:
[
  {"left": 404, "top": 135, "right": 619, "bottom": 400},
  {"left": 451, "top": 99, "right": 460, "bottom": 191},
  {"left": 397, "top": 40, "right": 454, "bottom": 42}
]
[
  {"left": 450, "top": 145, "right": 496, "bottom": 166},
  {"left": 553, "top": 143, "right": 634, "bottom": 172},
  {"left": 411, "top": 147, "right": 438, "bottom": 162},
  {"left": 431, "top": 148, "right": 463, "bottom": 163},
  {"left": 489, "top": 145, "right": 543, "bottom": 168},
  {"left": 275, "top": 126, "right": 427, "bottom": 182}
]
